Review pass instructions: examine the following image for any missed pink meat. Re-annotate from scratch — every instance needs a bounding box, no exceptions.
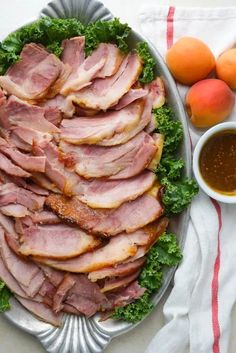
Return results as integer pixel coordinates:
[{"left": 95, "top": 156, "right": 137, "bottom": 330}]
[
  {"left": 69, "top": 53, "right": 142, "bottom": 110},
  {"left": 113, "top": 88, "right": 148, "bottom": 110},
  {"left": 60, "top": 131, "right": 157, "bottom": 179},
  {"left": 101, "top": 269, "right": 141, "bottom": 293},
  {"left": 61, "top": 36, "right": 85, "bottom": 69},
  {"left": 46, "top": 192, "right": 163, "bottom": 236},
  {"left": 19, "top": 224, "right": 101, "bottom": 259},
  {"left": 0, "top": 43, "right": 66, "bottom": 101},
  {"left": 0, "top": 152, "right": 31, "bottom": 178},
  {"left": 107, "top": 281, "right": 146, "bottom": 308},
  {"left": 96, "top": 44, "right": 124, "bottom": 78},
  {"left": 60, "top": 100, "right": 144, "bottom": 145}
]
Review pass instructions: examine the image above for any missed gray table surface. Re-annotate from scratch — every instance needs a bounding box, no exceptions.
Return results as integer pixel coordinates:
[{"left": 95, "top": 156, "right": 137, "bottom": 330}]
[{"left": 0, "top": 0, "right": 235, "bottom": 352}]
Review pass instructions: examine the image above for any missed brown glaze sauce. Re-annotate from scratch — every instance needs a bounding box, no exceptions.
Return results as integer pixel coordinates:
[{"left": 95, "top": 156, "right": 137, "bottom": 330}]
[{"left": 199, "top": 130, "right": 236, "bottom": 195}]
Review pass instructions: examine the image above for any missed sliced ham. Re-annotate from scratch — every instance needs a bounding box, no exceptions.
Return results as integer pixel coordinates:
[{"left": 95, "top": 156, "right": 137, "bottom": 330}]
[
  {"left": 34, "top": 223, "right": 162, "bottom": 272},
  {"left": 60, "top": 100, "right": 144, "bottom": 145},
  {"left": 0, "top": 137, "right": 46, "bottom": 172},
  {"left": 31, "top": 172, "right": 61, "bottom": 194},
  {"left": 6, "top": 95, "right": 59, "bottom": 133},
  {"left": 107, "top": 281, "right": 146, "bottom": 308},
  {"left": 45, "top": 190, "right": 163, "bottom": 236},
  {"left": 41, "top": 94, "right": 76, "bottom": 118},
  {"left": 72, "top": 170, "right": 156, "bottom": 209},
  {"left": 60, "top": 131, "right": 157, "bottom": 179},
  {"left": 69, "top": 53, "right": 143, "bottom": 110},
  {"left": 96, "top": 44, "right": 124, "bottom": 78},
  {"left": 88, "top": 257, "right": 146, "bottom": 282},
  {"left": 100, "top": 269, "right": 141, "bottom": 293},
  {"left": 0, "top": 255, "right": 27, "bottom": 297},
  {"left": 64, "top": 274, "right": 109, "bottom": 317},
  {"left": 15, "top": 296, "right": 62, "bottom": 326},
  {"left": 0, "top": 183, "right": 45, "bottom": 211},
  {"left": 28, "top": 210, "right": 60, "bottom": 225},
  {"left": 146, "top": 77, "right": 165, "bottom": 109},
  {"left": 0, "top": 43, "right": 67, "bottom": 101},
  {"left": 99, "top": 96, "right": 152, "bottom": 146},
  {"left": 113, "top": 88, "right": 148, "bottom": 110},
  {"left": 0, "top": 204, "right": 29, "bottom": 218},
  {"left": 44, "top": 107, "right": 62, "bottom": 127},
  {"left": 38, "top": 264, "right": 64, "bottom": 287},
  {"left": 148, "top": 133, "right": 164, "bottom": 170},
  {"left": 19, "top": 224, "right": 101, "bottom": 259},
  {"left": 0, "top": 229, "right": 44, "bottom": 295},
  {"left": 61, "top": 36, "right": 85, "bottom": 69},
  {"left": 52, "top": 274, "right": 75, "bottom": 313},
  {"left": 61, "top": 43, "right": 108, "bottom": 95},
  {"left": 0, "top": 152, "right": 31, "bottom": 178}
]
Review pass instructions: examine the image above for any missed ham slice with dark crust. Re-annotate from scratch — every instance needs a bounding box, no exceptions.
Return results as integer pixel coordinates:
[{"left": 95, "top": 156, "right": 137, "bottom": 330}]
[
  {"left": 46, "top": 190, "right": 163, "bottom": 236},
  {"left": 69, "top": 53, "right": 143, "bottom": 111},
  {"left": 34, "top": 221, "right": 164, "bottom": 273},
  {"left": 60, "top": 131, "right": 157, "bottom": 179},
  {"left": 0, "top": 43, "right": 69, "bottom": 101},
  {"left": 16, "top": 296, "right": 62, "bottom": 326},
  {"left": 88, "top": 257, "right": 146, "bottom": 282},
  {"left": 60, "top": 100, "right": 144, "bottom": 145},
  {"left": 107, "top": 281, "right": 146, "bottom": 308},
  {"left": 19, "top": 224, "right": 101, "bottom": 259}
]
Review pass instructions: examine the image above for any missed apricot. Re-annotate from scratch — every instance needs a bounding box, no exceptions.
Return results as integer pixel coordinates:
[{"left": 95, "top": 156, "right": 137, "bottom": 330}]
[
  {"left": 216, "top": 48, "right": 236, "bottom": 89},
  {"left": 166, "top": 37, "right": 215, "bottom": 85},
  {"left": 185, "top": 79, "right": 235, "bottom": 128}
]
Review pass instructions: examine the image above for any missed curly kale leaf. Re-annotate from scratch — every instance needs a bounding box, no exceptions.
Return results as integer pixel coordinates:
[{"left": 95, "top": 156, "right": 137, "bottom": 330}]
[
  {"left": 84, "top": 18, "right": 131, "bottom": 55},
  {"left": 161, "top": 177, "right": 199, "bottom": 215},
  {"left": 156, "top": 155, "right": 184, "bottom": 181},
  {"left": 0, "top": 280, "right": 11, "bottom": 313},
  {"left": 137, "top": 42, "right": 155, "bottom": 84},
  {"left": 153, "top": 105, "right": 183, "bottom": 154}
]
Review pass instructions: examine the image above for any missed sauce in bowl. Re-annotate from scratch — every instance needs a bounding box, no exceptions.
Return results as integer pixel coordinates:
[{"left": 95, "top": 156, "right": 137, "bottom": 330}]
[{"left": 199, "top": 130, "right": 236, "bottom": 195}]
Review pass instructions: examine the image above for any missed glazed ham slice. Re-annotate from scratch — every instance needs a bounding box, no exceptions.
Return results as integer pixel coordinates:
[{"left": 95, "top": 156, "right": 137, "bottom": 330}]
[
  {"left": 60, "top": 100, "right": 144, "bottom": 145},
  {"left": 60, "top": 131, "right": 157, "bottom": 179},
  {"left": 73, "top": 170, "right": 156, "bottom": 209},
  {"left": 61, "top": 36, "right": 85, "bottom": 68},
  {"left": 113, "top": 88, "right": 148, "bottom": 110},
  {"left": 107, "top": 281, "right": 145, "bottom": 308},
  {"left": 0, "top": 152, "right": 31, "bottom": 178},
  {"left": 5, "top": 96, "right": 59, "bottom": 133},
  {"left": 19, "top": 224, "right": 101, "bottom": 259},
  {"left": 0, "top": 183, "right": 45, "bottom": 211},
  {"left": 100, "top": 269, "right": 141, "bottom": 293},
  {"left": 0, "top": 137, "right": 46, "bottom": 172},
  {"left": 69, "top": 53, "right": 142, "bottom": 110},
  {"left": 0, "top": 204, "right": 29, "bottom": 218},
  {"left": 99, "top": 96, "right": 152, "bottom": 146},
  {"left": 34, "top": 222, "right": 162, "bottom": 272},
  {"left": 61, "top": 43, "right": 108, "bottom": 95},
  {"left": 0, "top": 43, "right": 67, "bottom": 101},
  {"left": 88, "top": 258, "right": 146, "bottom": 282},
  {"left": 0, "top": 229, "right": 44, "bottom": 296},
  {"left": 16, "top": 296, "right": 62, "bottom": 326},
  {"left": 46, "top": 190, "right": 163, "bottom": 236},
  {"left": 96, "top": 44, "right": 124, "bottom": 78},
  {"left": 0, "top": 255, "right": 28, "bottom": 297}
]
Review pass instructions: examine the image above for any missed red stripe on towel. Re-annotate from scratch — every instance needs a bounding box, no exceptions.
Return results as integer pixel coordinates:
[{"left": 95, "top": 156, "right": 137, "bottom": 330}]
[
  {"left": 210, "top": 198, "right": 222, "bottom": 353},
  {"left": 166, "top": 6, "right": 175, "bottom": 49}
]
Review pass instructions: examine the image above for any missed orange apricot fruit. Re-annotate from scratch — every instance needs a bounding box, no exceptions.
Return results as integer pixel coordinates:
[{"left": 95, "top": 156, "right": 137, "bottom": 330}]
[
  {"left": 216, "top": 48, "right": 236, "bottom": 89},
  {"left": 166, "top": 37, "right": 215, "bottom": 85}
]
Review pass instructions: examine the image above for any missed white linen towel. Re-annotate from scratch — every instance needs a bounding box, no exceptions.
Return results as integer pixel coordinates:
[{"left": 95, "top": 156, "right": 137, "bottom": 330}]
[{"left": 139, "top": 5, "right": 236, "bottom": 353}]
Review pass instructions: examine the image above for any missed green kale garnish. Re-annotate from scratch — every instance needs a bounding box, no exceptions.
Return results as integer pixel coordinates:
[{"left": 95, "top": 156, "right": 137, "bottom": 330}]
[
  {"left": 153, "top": 105, "right": 183, "bottom": 155},
  {"left": 84, "top": 17, "right": 130, "bottom": 55},
  {"left": 137, "top": 42, "right": 155, "bottom": 84},
  {"left": 156, "top": 155, "right": 184, "bottom": 181},
  {"left": 0, "top": 280, "right": 11, "bottom": 313}
]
